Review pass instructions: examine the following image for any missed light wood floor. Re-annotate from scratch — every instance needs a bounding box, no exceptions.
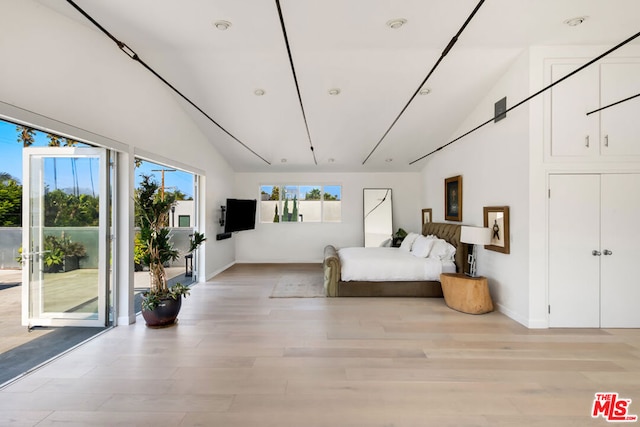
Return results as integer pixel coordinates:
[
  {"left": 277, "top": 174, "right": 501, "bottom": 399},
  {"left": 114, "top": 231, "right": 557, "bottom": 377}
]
[{"left": 1, "top": 263, "right": 639, "bottom": 426}]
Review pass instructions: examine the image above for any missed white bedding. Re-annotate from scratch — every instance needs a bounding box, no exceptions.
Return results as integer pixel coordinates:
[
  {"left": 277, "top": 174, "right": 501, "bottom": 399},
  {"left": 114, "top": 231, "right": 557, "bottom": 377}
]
[{"left": 338, "top": 247, "right": 456, "bottom": 282}]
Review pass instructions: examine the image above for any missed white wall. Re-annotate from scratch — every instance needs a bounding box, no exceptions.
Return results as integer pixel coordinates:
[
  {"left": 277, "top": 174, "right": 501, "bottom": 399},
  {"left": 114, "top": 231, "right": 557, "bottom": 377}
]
[
  {"left": 0, "top": 1, "right": 236, "bottom": 322},
  {"left": 234, "top": 172, "right": 422, "bottom": 262},
  {"left": 420, "top": 50, "right": 531, "bottom": 326}
]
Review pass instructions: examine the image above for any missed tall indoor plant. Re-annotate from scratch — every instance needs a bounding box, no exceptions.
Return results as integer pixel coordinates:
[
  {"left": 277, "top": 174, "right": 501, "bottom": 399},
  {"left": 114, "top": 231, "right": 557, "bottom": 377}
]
[{"left": 135, "top": 174, "right": 202, "bottom": 327}]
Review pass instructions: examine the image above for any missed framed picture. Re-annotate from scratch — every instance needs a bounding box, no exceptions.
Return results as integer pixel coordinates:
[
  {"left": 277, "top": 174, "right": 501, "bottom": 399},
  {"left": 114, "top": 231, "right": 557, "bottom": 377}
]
[
  {"left": 444, "top": 175, "right": 462, "bottom": 222},
  {"left": 421, "top": 208, "right": 432, "bottom": 225},
  {"left": 483, "top": 206, "right": 510, "bottom": 254}
]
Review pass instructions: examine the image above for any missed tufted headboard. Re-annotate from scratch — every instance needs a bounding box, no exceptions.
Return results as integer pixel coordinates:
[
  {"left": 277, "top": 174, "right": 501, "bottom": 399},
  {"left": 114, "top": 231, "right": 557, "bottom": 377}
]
[{"left": 422, "top": 222, "right": 468, "bottom": 274}]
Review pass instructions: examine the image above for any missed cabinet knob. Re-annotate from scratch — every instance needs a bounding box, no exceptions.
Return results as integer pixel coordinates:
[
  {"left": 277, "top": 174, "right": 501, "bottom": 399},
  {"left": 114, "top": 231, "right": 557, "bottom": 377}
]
[
  {"left": 603, "top": 249, "right": 613, "bottom": 256},
  {"left": 592, "top": 250, "right": 601, "bottom": 256}
]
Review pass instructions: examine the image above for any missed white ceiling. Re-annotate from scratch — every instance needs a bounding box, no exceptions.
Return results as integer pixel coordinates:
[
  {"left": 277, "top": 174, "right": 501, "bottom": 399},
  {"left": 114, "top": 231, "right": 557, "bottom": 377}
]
[{"left": 38, "top": 0, "right": 640, "bottom": 172}]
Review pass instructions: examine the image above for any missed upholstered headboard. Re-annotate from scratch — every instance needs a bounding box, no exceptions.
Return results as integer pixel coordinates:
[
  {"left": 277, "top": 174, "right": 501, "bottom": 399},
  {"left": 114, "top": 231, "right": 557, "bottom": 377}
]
[{"left": 422, "top": 222, "right": 468, "bottom": 274}]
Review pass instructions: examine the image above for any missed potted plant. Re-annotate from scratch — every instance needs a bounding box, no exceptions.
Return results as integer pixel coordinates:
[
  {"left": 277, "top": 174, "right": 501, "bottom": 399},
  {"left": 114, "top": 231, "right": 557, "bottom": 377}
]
[
  {"left": 392, "top": 228, "right": 408, "bottom": 247},
  {"left": 135, "top": 174, "right": 204, "bottom": 327},
  {"left": 42, "top": 233, "right": 87, "bottom": 273}
]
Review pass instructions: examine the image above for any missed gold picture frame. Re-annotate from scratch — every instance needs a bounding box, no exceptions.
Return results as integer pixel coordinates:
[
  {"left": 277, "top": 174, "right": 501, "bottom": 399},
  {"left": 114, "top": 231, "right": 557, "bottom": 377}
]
[
  {"left": 421, "top": 208, "right": 432, "bottom": 225},
  {"left": 444, "top": 175, "right": 462, "bottom": 222},
  {"left": 483, "top": 206, "right": 510, "bottom": 254}
]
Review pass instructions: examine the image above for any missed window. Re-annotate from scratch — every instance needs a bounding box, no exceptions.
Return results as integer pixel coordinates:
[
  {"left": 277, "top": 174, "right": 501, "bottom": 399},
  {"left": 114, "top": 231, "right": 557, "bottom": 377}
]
[
  {"left": 178, "top": 215, "right": 190, "bottom": 227},
  {"left": 260, "top": 185, "right": 341, "bottom": 223}
]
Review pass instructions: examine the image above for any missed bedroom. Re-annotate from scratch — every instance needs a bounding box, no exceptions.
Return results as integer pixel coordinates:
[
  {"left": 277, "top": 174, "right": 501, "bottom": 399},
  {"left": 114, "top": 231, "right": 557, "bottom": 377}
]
[{"left": 1, "top": 0, "right": 639, "bottom": 332}]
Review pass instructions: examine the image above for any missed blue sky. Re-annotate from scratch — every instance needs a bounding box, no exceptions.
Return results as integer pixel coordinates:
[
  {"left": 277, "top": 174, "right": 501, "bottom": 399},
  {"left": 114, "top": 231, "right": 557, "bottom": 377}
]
[
  {"left": 0, "top": 120, "right": 27, "bottom": 181},
  {"left": 0, "top": 119, "right": 194, "bottom": 197}
]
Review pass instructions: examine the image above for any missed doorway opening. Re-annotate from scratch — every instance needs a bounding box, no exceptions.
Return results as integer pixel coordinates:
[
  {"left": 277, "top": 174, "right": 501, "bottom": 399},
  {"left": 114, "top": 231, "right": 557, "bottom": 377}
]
[
  {"left": 133, "top": 158, "right": 198, "bottom": 313},
  {"left": 0, "top": 119, "right": 113, "bottom": 386}
]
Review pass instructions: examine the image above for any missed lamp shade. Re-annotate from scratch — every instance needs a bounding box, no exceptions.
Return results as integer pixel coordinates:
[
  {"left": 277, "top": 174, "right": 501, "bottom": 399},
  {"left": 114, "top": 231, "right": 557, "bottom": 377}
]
[{"left": 460, "top": 226, "right": 491, "bottom": 245}]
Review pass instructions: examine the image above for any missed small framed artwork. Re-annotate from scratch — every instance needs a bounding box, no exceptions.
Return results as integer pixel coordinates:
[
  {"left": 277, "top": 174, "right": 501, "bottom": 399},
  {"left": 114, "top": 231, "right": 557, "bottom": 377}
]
[
  {"left": 421, "top": 208, "right": 432, "bottom": 225},
  {"left": 444, "top": 175, "right": 462, "bottom": 222},
  {"left": 483, "top": 206, "right": 510, "bottom": 254}
]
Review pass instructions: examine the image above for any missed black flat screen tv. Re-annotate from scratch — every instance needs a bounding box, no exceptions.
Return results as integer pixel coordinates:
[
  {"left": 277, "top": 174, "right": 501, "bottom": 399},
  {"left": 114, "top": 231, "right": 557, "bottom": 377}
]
[{"left": 224, "top": 198, "right": 257, "bottom": 233}]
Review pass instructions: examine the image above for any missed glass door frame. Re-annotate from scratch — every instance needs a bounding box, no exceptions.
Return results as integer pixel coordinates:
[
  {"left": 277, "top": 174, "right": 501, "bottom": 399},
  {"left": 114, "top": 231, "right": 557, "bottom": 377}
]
[{"left": 21, "top": 146, "right": 109, "bottom": 327}]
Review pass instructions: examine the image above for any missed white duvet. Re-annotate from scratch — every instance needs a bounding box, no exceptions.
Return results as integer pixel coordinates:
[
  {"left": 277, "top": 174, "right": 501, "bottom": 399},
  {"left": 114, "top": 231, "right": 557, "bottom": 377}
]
[{"left": 338, "top": 247, "right": 456, "bottom": 282}]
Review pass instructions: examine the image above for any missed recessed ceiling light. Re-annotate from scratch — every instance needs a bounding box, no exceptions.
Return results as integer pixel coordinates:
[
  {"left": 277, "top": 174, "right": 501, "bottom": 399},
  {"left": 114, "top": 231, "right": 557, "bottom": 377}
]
[
  {"left": 419, "top": 87, "right": 431, "bottom": 95},
  {"left": 213, "top": 20, "right": 232, "bottom": 30},
  {"left": 328, "top": 88, "right": 341, "bottom": 96},
  {"left": 254, "top": 89, "right": 265, "bottom": 96},
  {"left": 386, "top": 18, "right": 407, "bottom": 29},
  {"left": 563, "top": 16, "right": 588, "bottom": 27},
  {"left": 385, "top": 158, "right": 393, "bottom": 163},
  {"left": 281, "top": 158, "right": 287, "bottom": 163},
  {"left": 328, "top": 158, "right": 335, "bottom": 163}
]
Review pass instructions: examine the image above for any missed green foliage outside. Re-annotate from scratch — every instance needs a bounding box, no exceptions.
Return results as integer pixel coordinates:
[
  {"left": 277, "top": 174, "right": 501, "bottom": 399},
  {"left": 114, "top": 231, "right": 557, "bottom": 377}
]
[
  {"left": 0, "top": 178, "right": 100, "bottom": 228},
  {"left": 0, "top": 174, "right": 22, "bottom": 226},
  {"left": 45, "top": 189, "right": 99, "bottom": 227},
  {"left": 42, "top": 233, "right": 87, "bottom": 273},
  {"left": 305, "top": 188, "right": 321, "bottom": 200}
]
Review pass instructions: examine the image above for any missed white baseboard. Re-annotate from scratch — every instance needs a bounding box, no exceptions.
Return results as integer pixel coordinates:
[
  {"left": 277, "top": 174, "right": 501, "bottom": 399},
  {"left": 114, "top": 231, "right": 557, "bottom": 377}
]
[
  {"left": 117, "top": 314, "right": 137, "bottom": 326},
  {"left": 234, "top": 259, "right": 323, "bottom": 264},
  {"left": 495, "top": 302, "right": 548, "bottom": 329},
  {"left": 205, "top": 261, "right": 235, "bottom": 282}
]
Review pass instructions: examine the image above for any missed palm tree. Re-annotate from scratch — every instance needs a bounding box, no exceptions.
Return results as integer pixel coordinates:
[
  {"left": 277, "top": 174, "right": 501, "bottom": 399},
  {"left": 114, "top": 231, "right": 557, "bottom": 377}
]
[
  {"left": 45, "top": 134, "right": 80, "bottom": 193},
  {"left": 16, "top": 126, "right": 35, "bottom": 147}
]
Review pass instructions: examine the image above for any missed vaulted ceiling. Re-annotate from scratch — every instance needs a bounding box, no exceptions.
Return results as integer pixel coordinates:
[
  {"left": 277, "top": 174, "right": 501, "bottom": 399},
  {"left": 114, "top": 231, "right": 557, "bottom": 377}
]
[{"left": 38, "top": 0, "right": 640, "bottom": 172}]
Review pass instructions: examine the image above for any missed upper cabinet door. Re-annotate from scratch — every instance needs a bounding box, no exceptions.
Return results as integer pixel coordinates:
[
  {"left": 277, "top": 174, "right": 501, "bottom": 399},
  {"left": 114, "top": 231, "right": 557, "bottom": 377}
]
[
  {"left": 600, "top": 63, "right": 640, "bottom": 157},
  {"left": 550, "top": 63, "right": 600, "bottom": 157}
]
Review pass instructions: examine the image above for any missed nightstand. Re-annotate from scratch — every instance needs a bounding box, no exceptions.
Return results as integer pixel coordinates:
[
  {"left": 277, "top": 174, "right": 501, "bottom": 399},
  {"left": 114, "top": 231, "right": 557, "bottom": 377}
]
[{"left": 439, "top": 273, "right": 494, "bottom": 314}]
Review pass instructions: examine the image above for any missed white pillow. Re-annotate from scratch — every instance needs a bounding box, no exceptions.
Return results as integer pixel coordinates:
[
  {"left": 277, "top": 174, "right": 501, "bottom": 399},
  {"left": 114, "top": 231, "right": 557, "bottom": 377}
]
[
  {"left": 410, "top": 235, "right": 436, "bottom": 258},
  {"left": 399, "top": 232, "right": 420, "bottom": 252},
  {"left": 428, "top": 239, "right": 457, "bottom": 261}
]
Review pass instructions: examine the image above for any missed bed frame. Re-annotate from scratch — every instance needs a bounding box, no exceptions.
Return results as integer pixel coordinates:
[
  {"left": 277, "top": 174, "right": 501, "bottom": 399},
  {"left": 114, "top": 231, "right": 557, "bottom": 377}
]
[{"left": 323, "top": 222, "right": 468, "bottom": 297}]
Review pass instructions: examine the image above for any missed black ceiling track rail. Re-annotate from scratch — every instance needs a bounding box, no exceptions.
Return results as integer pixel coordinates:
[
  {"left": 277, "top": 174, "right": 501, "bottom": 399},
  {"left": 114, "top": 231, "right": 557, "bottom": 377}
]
[
  {"left": 65, "top": 0, "right": 271, "bottom": 165},
  {"left": 361, "top": 0, "right": 486, "bottom": 165},
  {"left": 409, "top": 29, "right": 640, "bottom": 165},
  {"left": 275, "top": 0, "right": 318, "bottom": 165},
  {"left": 586, "top": 92, "right": 640, "bottom": 116}
]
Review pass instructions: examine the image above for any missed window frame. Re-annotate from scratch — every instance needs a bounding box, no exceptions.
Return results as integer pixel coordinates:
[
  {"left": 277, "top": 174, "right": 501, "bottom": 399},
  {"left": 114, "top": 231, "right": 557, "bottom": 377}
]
[{"left": 259, "top": 184, "right": 341, "bottom": 224}]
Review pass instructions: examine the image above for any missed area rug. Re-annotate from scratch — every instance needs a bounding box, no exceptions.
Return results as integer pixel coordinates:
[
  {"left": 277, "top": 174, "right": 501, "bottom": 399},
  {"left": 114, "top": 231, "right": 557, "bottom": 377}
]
[{"left": 270, "top": 273, "right": 325, "bottom": 298}]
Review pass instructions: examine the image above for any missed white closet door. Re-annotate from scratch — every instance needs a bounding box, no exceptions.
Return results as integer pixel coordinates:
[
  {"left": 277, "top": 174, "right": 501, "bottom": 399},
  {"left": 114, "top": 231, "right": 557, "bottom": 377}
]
[
  {"left": 600, "top": 174, "right": 640, "bottom": 327},
  {"left": 548, "top": 174, "right": 601, "bottom": 327}
]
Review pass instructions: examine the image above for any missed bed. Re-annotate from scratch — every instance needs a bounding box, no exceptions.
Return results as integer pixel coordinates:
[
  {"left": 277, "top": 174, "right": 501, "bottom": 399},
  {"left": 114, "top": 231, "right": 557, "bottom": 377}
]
[{"left": 323, "top": 222, "right": 467, "bottom": 297}]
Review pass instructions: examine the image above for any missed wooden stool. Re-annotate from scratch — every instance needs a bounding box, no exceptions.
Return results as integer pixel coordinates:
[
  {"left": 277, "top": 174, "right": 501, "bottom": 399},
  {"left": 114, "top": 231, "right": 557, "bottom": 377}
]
[{"left": 440, "top": 273, "right": 494, "bottom": 314}]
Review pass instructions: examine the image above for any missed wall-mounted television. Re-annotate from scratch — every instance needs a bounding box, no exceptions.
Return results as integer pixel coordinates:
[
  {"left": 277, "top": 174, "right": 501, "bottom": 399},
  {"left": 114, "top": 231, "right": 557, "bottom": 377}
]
[{"left": 224, "top": 198, "right": 257, "bottom": 233}]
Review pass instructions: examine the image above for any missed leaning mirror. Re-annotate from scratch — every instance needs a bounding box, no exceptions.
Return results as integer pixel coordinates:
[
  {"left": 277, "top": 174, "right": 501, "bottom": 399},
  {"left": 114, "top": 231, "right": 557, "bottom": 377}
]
[{"left": 363, "top": 188, "right": 393, "bottom": 247}]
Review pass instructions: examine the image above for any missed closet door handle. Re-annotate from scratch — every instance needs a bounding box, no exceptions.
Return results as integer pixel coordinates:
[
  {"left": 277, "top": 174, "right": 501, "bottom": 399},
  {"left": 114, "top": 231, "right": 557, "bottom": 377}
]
[
  {"left": 603, "top": 249, "right": 613, "bottom": 256},
  {"left": 604, "top": 135, "right": 609, "bottom": 147},
  {"left": 585, "top": 136, "right": 590, "bottom": 147},
  {"left": 592, "top": 250, "right": 601, "bottom": 256}
]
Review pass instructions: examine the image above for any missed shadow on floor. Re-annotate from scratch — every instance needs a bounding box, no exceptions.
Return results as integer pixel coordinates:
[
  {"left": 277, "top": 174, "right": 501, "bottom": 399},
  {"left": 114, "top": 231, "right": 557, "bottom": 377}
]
[{"left": 0, "top": 326, "right": 108, "bottom": 386}]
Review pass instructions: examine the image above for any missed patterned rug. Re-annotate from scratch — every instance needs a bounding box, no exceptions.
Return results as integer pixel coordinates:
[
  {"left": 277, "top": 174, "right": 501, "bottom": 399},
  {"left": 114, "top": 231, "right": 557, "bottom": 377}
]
[{"left": 270, "top": 273, "right": 325, "bottom": 298}]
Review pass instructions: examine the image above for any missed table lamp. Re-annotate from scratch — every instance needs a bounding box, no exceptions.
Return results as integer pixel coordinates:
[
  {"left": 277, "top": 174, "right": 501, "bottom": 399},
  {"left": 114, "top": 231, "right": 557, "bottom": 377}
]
[{"left": 460, "top": 226, "right": 492, "bottom": 277}]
